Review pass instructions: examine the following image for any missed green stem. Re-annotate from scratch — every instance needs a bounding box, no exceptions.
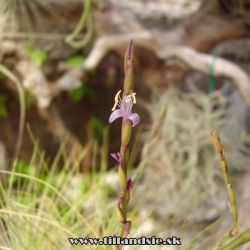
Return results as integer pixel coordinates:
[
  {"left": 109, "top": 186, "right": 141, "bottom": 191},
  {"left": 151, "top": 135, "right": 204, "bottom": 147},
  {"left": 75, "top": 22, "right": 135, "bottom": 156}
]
[
  {"left": 65, "top": 0, "right": 94, "bottom": 48},
  {"left": 220, "top": 228, "right": 250, "bottom": 250},
  {"left": 115, "top": 40, "right": 135, "bottom": 239}
]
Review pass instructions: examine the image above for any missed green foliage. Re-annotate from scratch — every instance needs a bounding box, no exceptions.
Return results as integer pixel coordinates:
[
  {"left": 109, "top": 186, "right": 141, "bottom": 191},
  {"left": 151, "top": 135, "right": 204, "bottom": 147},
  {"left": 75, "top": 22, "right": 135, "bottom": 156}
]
[
  {"left": 65, "top": 55, "right": 86, "bottom": 69},
  {"left": 17, "top": 89, "right": 33, "bottom": 110},
  {"left": 12, "top": 159, "right": 91, "bottom": 201},
  {"left": 0, "top": 69, "right": 7, "bottom": 80},
  {"left": 90, "top": 115, "right": 105, "bottom": 140},
  {"left": 0, "top": 135, "right": 123, "bottom": 250},
  {"left": 23, "top": 90, "right": 33, "bottom": 110},
  {"left": 66, "top": 56, "right": 97, "bottom": 104},
  {"left": 0, "top": 94, "right": 9, "bottom": 119},
  {"left": 24, "top": 44, "right": 48, "bottom": 67},
  {"left": 91, "top": 69, "right": 99, "bottom": 78},
  {"left": 13, "top": 160, "right": 36, "bottom": 182},
  {"left": 68, "top": 84, "right": 97, "bottom": 104}
]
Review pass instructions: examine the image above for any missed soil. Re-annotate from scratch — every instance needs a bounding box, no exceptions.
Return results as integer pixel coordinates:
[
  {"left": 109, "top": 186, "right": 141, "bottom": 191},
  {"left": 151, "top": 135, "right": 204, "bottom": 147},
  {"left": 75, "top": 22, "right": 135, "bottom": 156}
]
[{"left": 0, "top": 52, "right": 151, "bottom": 170}]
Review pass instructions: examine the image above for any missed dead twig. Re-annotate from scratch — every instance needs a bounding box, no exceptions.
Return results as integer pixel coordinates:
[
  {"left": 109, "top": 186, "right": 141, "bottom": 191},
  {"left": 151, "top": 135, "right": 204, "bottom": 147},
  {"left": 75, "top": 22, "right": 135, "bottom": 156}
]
[{"left": 0, "top": 64, "right": 25, "bottom": 165}]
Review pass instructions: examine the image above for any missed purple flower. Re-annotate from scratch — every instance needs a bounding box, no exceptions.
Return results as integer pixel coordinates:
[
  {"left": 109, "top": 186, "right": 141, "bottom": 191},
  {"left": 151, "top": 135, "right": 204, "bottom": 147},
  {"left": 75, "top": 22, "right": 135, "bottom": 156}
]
[
  {"left": 109, "top": 91, "right": 140, "bottom": 127},
  {"left": 111, "top": 152, "right": 122, "bottom": 164},
  {"left": 127, "top": 178, "right": 133, "bottom": 191},
  {"left": 123, "top": 220, "right": 131, "bottom": 234}
]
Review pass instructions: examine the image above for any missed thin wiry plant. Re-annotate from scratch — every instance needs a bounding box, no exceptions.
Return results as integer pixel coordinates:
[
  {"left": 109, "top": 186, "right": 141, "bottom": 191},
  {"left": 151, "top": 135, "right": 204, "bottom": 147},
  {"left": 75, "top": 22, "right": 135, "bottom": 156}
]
[
  {"left": 108, "top": 40, "right": 139, "bottom": 243},
  {"left": 0, "top": 128, "right": 125, "bottom": 250},
  {"left": 0, "top": 0, "right": 82, "bottom": 32},
  {"left": 0, "top": 64, "right": 25, "bottom": 165},
  {"left": 134, "top": 82, "right": 250, "bottom": 249},
  {"left": 210, "top": 130, "right": 250, "bottom": 250},
  {"left": 139, "top": 83, "right": 250, "bottom": 225}
]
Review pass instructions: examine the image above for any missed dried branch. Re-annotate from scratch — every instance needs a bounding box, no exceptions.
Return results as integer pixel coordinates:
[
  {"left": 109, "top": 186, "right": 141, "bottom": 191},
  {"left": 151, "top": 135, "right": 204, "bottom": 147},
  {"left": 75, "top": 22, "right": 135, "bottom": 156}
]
[
  {"left": 0, "top": 64, "right": 25, "bottom": 164},
  {"left": 1, "top": 0, "right": 250, "bottom": 110},
  {"left": 160, "top": 46, "right": 250, "bottom": 108}
]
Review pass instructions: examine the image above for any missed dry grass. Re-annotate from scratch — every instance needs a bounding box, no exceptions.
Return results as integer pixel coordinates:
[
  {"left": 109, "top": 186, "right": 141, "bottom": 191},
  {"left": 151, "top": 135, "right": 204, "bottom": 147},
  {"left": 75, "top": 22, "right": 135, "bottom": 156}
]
[{"left": 136, "top": 83, "right": 250, "bottom": 246}]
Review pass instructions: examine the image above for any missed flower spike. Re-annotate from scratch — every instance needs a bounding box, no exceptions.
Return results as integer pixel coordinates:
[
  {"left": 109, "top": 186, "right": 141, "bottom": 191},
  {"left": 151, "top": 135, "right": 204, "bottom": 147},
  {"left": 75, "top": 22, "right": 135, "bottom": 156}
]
[{"left": 110, "top": 40, "right": 137, "bottom": 240}]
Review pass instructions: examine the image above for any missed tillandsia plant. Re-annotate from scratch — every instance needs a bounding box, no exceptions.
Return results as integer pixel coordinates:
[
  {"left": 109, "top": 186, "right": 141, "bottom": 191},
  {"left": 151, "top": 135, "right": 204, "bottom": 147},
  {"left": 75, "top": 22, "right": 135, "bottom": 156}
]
[{"left": 109, "top": 40, "right": 140, "bottom": 240}]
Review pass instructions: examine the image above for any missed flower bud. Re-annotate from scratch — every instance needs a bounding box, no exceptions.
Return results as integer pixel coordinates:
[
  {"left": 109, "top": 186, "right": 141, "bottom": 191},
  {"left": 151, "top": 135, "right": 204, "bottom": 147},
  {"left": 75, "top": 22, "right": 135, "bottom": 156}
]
[
  {"left": 210, "top": 130, "right": 223, "bottom": 153},
  {"left": 123, "top": 220, "right": 132, "bottom": 237},
  {"left": 124, "top": 68, "right": 134, "bottom": 96},
  {"left": 123, "top": 40, "right": 134, "bottom": 96},
  {"left": 118, "top": 165, "right": 127, "bottom": 193},
  {"left": 122, "top": 120, "right": 132, "bottom": 146}
]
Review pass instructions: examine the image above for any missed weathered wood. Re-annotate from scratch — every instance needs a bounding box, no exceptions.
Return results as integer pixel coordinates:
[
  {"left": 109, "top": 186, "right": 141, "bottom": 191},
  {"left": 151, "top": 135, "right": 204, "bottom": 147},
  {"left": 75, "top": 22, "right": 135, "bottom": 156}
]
[{"left": 1, "top": 0, "right": 250, "bottom": 108}]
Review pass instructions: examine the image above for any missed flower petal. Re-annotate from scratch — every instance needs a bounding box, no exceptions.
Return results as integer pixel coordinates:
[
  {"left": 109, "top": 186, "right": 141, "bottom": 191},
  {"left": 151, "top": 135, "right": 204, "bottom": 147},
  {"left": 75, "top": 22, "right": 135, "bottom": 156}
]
[
  {"left": 124, "top": 220, "right": 131, "bottom": 234},
  {"left": 111, "top": 152, "right": 123, "bottom": 164},
  {"left": 109, "top": 109, "right": 124, "bottom": 123},
  {"left": 127, "top": 178, "right": 133, "bottom": 191},
  {"left": 111, "top": 153, "right": 119, "bottom": 162},
  {"left": 128, "top": 113, "right": 140, "bottom": 127}
]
